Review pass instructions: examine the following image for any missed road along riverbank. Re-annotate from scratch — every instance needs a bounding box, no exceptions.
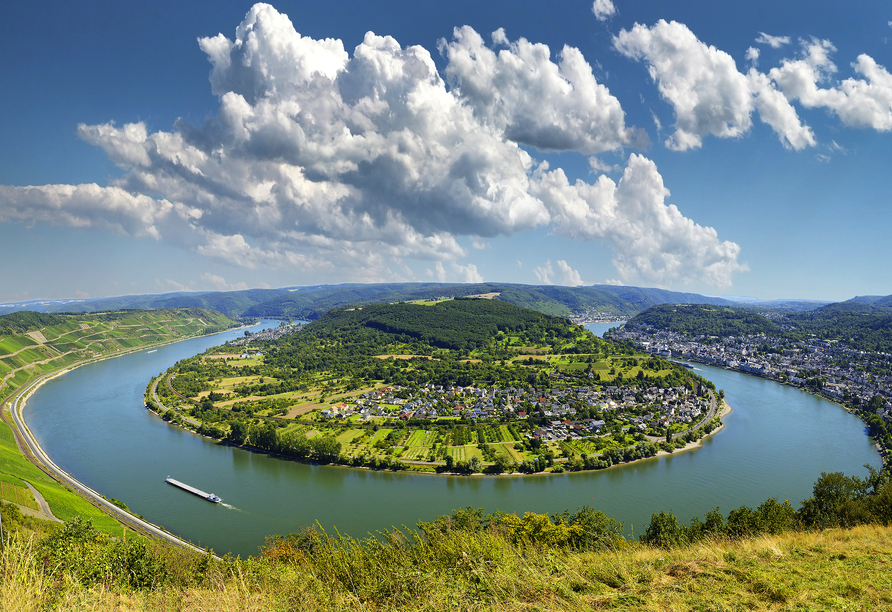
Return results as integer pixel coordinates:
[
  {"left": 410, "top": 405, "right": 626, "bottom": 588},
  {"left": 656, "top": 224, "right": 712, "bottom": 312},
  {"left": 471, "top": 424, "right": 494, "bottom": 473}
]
[
  {"left": 9, "top": 361, "right": 214, "bottom": 555},
  {"left": 2, "top": 321, "right": 265, "bottom": 553}
]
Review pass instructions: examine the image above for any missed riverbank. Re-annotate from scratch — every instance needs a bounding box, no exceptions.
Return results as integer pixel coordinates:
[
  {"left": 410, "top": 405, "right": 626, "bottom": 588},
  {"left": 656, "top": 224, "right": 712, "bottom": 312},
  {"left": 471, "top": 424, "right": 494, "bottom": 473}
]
[
  {"left": 145, "top": 394, "right": 730, "bottom": 478},
  {"left": 2, "top": 320, "right": 259, "bottom": 552},
  {"left": 652, "top": 401, "right": 732, "bottom": 459},
  {"left": 6, "top": 317, "right": 251, "bottom": 442},
  {"left": 8, "top": 363, "right": 219, "bottom": 555},
  {"left": 678, "top": 355, "right": 888, "bottom": 468},
  {"left": 24, "top": 332, "right": 881, "bottom": 557}
]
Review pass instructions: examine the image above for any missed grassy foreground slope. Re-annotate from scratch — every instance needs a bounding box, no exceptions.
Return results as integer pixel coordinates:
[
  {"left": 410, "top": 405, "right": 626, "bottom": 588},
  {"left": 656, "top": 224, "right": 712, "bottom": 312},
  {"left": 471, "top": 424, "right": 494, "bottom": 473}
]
[
  {"left": 3, "top": 518, "right": 892, "bottom": 611},
  {"left": 0, "top": 420, "right": 122, "bottom": 535}
]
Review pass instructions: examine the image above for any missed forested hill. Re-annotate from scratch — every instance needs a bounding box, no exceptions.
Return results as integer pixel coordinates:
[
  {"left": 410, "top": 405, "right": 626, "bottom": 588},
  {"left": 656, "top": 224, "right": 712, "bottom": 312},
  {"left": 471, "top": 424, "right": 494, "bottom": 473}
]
[
  {"left": 784, "top": 302, "right": 892, "bottom": 352},
  {"left": 306, "top": 299, "right": 580, "bottom": 351},
  {"left": 628, "top": 305, "right": 782, "bottom": 337},
  {"left": 160, "top": 298, "right": 708, "bottom": 433},
  {"left": 0, "top": 282, "right": 734, "bottom": 321},
  {"left": 0, "top": 311, "right": 67, "bottom": 335}
]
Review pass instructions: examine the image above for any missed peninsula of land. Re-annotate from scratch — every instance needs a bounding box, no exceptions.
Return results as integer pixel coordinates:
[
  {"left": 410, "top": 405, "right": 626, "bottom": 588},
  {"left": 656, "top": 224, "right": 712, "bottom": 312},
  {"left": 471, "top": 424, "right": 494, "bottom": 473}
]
[{"left": 147, "top": 299, "right": 725, "bottom": 475}]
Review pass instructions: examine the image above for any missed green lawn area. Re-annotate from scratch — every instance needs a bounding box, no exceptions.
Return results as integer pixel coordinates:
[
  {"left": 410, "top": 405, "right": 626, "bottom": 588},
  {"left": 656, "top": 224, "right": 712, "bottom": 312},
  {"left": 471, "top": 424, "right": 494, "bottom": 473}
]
[
  {"left": 368, "top": 428, "right": 392, "bottom": 444},
  {"left": 494, "top": 442, "right": 524, "bottom": 462},
  {"left": 225, "top": 357, "right": 264, "bottom": 367},
  {"left": 401, "top": 447, "right": 432, "bottom": 460},
  {"left": 445, "top": 446, "right": 483, "bottom": 462}
]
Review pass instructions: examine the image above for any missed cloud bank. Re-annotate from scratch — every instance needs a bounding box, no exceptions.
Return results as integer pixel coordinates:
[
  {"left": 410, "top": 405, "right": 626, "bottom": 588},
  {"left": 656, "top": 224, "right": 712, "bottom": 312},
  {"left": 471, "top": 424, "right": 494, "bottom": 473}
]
[
  {"left": 534, "top": 259, "right": 587, "bottom": 286},
  {"left": 0, "top": 3, "right": 747, "bottom": 288}
]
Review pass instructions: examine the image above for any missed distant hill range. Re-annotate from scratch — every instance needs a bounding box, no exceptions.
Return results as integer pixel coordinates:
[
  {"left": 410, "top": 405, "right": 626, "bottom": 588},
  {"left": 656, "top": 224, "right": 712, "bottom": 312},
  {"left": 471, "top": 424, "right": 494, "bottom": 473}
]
[
  {"left": 0, "top": 282, "right": 863, "bottom": 323},
  {"left": 0, "top": 283, "right": 741, "bottom": 320},
  {"left": 848, "top": 295, "right": 892, "bottom": 308}
]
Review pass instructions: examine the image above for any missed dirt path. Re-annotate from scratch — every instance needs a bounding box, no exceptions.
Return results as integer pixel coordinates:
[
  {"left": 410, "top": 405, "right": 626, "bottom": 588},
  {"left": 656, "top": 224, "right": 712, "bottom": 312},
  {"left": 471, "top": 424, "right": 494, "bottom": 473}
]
[{"left": 23, "top": 481, "right": 62, "bottom": 522}]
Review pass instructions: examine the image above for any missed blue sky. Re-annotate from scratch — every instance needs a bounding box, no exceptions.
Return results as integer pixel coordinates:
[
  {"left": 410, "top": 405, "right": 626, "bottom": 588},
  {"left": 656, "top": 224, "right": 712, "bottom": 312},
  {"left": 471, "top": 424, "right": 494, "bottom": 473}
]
[{"left": 2, "top": 0, "right": 891, "bottom": 303}]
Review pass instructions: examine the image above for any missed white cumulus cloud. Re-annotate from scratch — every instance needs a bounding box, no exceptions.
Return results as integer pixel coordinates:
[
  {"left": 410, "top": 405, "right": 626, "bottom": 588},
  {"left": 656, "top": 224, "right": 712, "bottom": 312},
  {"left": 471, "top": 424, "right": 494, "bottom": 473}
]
[
  {"left": 0, "top": 4, "right": 746, "bottom": 290},
  {"left": 429, "top": 261, "right": 447, "bottom": 282},
  {"left": 556, "top": 260, "right": 586, "bottom": 286},
  {"left": 769, "top": 39, "right": 892, "bottom": 131},
  {"left": 533, "top": 154, "right": 748, "bottom": 288},
  {"left": 533, "top": 260, "right": 554, "bottom": 284},
  {"left": 746, "top": 47, "right": 760, "bottom": 64},
  {"left": 614, "top": 20, "right": 815, "bottom": 150},
  {"left": 452, "top": 262, "right": 483, "bottom": 283},
  {"left": 200, "top": 273, "right": 249, "bottom": 291},
  {"left": 441, "top": 25, "right": 634, "bottom": 154},
  {"left": 592, "top": 0, "right": 617, "bottom": 22},
  {"left": 532, "top": 260, "right": 591, "bottom": 287}
]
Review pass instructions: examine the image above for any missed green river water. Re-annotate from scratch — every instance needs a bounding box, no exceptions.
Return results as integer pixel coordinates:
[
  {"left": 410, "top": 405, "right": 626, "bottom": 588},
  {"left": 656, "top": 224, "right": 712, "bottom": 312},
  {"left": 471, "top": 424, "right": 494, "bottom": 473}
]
[{"left": 23, "top": 321, "right": 882, "bottom": 557}]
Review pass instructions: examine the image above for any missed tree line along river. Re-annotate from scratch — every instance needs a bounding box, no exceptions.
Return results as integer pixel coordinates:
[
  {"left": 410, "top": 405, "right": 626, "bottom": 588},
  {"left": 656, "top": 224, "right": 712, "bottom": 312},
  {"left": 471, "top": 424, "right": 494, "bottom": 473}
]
[{"left": 22, "top": 321, "right": 882, "bottom": 558}]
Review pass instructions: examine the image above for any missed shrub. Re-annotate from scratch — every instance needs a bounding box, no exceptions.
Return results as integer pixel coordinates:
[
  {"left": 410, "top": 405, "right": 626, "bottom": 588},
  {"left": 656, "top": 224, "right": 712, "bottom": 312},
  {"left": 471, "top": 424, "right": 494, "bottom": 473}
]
[{"left": 641, "top": 511, "right": 686, "bottom": 548}]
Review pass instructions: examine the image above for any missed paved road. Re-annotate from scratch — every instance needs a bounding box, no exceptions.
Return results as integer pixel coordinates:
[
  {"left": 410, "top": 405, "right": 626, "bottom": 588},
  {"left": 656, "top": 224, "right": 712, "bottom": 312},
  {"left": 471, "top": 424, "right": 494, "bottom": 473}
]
[{"left": 9, "top": 372, "right": 213, "bottom": 556}]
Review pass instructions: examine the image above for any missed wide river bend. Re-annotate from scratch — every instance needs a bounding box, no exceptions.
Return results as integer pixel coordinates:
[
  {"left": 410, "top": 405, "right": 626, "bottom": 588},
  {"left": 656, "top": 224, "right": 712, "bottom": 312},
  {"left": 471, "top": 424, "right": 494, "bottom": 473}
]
[{"left": 23, "top": 321, "right": 881, "bottom": 557}]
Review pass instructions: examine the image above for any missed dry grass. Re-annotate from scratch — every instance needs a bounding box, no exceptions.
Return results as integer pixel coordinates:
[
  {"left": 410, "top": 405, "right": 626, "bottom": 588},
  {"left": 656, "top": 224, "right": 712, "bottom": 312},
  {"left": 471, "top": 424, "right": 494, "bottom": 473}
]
[{"left": 4, "top": 524, "right": 892, "bottom": 611}]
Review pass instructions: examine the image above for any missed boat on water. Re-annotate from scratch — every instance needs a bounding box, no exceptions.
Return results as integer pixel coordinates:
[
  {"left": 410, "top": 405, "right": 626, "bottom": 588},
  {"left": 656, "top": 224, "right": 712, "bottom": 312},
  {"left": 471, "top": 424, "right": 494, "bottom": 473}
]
[
  {"left": 165, "top": 476, "right": 222, "bottom": 503},
  {"left": 670, "top": 359, "right": 695, "bottom": 369}
]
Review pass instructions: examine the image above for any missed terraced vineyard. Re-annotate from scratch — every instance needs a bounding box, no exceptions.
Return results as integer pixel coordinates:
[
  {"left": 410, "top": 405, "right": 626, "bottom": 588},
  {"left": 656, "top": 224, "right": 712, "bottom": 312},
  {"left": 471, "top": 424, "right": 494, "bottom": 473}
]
[
  {"left": 0, "top": 308, "right": 238, "bottom": 396},
  {"left": 0, "top": 307, "right": 240, "bottom": 529}
]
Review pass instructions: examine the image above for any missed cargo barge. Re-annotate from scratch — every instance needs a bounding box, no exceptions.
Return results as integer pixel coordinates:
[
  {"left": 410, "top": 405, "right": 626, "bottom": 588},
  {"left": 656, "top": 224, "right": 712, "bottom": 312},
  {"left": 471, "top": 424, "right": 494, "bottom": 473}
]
[{"left": 165, "top": 476, "right": 221, "bottom": 503}]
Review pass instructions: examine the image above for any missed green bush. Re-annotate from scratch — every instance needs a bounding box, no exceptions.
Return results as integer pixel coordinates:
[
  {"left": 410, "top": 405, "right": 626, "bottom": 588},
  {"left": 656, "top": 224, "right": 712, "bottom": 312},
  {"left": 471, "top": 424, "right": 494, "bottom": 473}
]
[
  {"left": 641, "top": 511, "right": 686, "bottom": 548},
  {"left": 38, "top": 517, "right": 170, "bottom": 588}
]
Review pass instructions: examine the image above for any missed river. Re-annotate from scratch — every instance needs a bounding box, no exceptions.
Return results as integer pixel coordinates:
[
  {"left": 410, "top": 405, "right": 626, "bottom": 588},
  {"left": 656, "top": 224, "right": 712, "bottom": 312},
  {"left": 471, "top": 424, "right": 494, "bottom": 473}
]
[{"left": 22, "top": 320, "right": 881, "bottom": 557}]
